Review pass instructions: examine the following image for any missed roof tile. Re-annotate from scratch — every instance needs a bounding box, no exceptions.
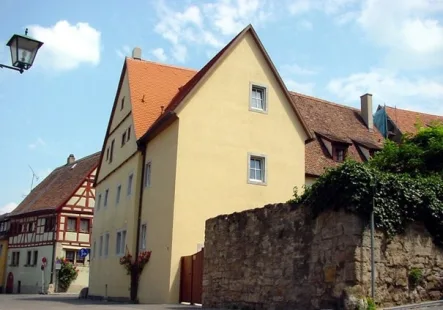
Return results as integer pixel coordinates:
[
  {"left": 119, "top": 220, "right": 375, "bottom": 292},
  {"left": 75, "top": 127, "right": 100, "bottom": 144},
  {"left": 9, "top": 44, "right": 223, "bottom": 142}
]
[
  {"left": 385, "top": 106, "right": 443, "bottom": 135},
  {"left": 9, "top": 152, "right": 100, "bottom": 216}
]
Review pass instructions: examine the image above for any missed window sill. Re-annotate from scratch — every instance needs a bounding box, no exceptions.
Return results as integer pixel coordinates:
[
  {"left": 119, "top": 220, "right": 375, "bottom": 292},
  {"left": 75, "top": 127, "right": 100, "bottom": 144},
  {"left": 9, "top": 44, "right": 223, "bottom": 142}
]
[
  {"left": 249, "top": 107, "right": 268, "bottom": 114},
  {"left": 247, "top": 179, "right": 267, "bottom": 186}
]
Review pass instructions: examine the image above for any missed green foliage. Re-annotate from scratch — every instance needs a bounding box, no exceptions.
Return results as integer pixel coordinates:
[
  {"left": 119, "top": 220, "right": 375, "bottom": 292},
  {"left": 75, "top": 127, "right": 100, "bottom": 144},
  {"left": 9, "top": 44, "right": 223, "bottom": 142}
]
[
  {"left": 57, "top": 257, "right": 79, "bottom": 291},
  {"left": 370, "top": 122, "right": 443, "bottom": 176},
  {"left": 289, "top": 124, "right": 443, "bottom": 245},
  {"left": 408, "top": 268, "right": 423, "bottom": 288},
  {"left": 366, "top": 297, "right": 376, "bottom": 310},
  {"left": 289, "top": 160, "right": 443, "bottom": 245}
]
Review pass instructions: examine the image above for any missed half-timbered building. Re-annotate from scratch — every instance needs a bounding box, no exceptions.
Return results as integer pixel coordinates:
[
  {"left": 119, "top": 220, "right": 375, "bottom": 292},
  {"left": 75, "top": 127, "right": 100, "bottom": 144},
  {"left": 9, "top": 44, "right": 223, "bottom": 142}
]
[{"left": 5, "top": 152, "right": 100, "bottom": 294}]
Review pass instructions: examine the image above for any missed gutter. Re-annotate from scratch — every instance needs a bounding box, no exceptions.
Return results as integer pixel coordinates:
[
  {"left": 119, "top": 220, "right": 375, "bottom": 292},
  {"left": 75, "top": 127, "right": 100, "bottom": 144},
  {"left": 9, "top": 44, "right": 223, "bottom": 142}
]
[{"left": 131, "top": 142, "right": 147, "bottom": 302}]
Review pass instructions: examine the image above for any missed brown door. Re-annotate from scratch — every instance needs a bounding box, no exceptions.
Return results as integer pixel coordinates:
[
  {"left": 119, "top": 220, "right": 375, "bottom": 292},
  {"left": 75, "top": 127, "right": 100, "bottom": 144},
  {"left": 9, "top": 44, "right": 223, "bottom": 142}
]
[
  {"left": 179, "top": 248, "right": 204, "bottom": 304},
  {"left": 191, "top": 249, "right": 204, "bottom": 304},
  {"left": 180, "top": 255, "right": 192, "bottom": 303},
  {"left": 5, "top": 272, "right": 13, "bottom": 294}
]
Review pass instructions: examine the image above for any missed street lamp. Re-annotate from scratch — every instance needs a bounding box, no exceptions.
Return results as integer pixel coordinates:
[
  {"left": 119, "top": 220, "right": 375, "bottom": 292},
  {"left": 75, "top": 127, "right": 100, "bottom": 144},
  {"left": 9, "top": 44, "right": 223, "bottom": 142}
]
[{"left": 0, "top": 28, "right": 44, "bottom": 74}]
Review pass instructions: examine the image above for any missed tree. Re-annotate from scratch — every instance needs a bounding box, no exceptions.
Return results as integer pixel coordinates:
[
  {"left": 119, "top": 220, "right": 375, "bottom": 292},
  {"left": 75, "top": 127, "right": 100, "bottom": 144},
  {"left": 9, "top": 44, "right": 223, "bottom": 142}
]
[{"left": 369, "top": 122, "right": 443, "bottom": 177}]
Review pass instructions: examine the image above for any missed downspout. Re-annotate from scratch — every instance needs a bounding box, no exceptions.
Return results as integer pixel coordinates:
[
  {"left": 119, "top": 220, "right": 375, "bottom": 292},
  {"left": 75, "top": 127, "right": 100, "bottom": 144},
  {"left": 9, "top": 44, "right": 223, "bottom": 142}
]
[
  {"left": 131, "top": 142, "right": 147, "bottom": 303},
  {"left": 50, "top": 211, "right": 57, "bottom": 285}
]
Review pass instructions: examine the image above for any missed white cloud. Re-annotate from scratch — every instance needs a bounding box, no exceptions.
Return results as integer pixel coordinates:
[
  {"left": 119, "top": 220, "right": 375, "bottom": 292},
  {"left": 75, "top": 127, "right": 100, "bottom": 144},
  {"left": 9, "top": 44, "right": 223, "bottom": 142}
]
[
  {"left": 284, "top": 79, "right": 316, "bottom": 95},
  {"left": 27, "top": 20, "right": 101, "bottom": 71},
  {"left": 151, "top": 48, "right": 168, "bottom": 62},
  {"left": 153, "top": 0, "right": 274, "bottom": 63},
  {"left": 28, "top": 137, "right": 46, "bottom": 150},
  {"left": 288, "top": 0, "right": 358, "bottom": 16},
  {"left": 281, "top": 63, "right": 318, "bottom": 76},
  {"left": 327, "top": 68, "right": 443, "bottom": 114},
  {"left": 356, "top": 0, "right": 443, "bottom": 69},
  {"left": 0, "top": 202, "right": 17, "bottom": 215},
  {"left": 116, "top": 45, "right": 131, "bottom": 59}
]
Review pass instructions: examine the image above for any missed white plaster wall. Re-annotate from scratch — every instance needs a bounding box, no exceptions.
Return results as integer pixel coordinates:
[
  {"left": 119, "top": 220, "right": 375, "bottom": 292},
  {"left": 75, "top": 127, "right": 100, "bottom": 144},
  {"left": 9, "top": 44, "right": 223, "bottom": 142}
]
[{"left": 5, "top": 245, "right": 54, "bottom": 294}]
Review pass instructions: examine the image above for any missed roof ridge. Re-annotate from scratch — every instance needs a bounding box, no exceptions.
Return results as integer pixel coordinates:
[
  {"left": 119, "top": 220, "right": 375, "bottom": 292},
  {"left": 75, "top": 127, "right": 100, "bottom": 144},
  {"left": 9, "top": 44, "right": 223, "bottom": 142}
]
[
  {"left": 290, "top": 91, "right": 361, "bottom": 112},
  {"left": 52, "top": 151, "right": 101, "bottom": 171},
  {"left": 385, "top": 105, "right": 443, "bottom": 118},
  {"left": 126, "top": 57, "right": 198, "bottom": 73}
]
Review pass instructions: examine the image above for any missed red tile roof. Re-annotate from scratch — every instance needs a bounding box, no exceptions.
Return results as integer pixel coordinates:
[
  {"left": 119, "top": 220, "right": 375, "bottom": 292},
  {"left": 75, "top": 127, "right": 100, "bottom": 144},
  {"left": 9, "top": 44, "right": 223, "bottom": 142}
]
[
  {"left": 9, "top": 152, "right": 100, "bottom": 217},
  {"left": 126, "top": 59, "right": 196, "bottom": 139},
  {"left": 385, "top": 106, "right": 443, "bottom": 135},
  {"left": 290, "top": 92, "right": 385, "bottom": 177}
]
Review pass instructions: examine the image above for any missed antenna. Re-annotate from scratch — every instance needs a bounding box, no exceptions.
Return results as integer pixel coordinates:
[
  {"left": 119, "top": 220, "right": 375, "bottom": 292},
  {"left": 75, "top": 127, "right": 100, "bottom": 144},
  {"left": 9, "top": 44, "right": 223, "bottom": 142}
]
[{"left": 28, "top": 165, "right": 39, "bottom": 192}]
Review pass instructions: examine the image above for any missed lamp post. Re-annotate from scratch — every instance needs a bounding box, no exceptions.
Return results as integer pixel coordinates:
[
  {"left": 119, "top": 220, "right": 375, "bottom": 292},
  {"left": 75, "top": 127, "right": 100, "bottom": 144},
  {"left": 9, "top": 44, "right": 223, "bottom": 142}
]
[{"left": 0, "top": 28, "right": 44, "bottom": 74}]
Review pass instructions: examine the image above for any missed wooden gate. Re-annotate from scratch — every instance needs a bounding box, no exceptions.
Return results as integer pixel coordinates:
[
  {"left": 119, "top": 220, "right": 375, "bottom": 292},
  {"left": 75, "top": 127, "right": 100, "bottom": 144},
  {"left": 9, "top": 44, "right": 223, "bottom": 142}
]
[{"left": 179, "top": 248, "right": 204, "bottom": 304}]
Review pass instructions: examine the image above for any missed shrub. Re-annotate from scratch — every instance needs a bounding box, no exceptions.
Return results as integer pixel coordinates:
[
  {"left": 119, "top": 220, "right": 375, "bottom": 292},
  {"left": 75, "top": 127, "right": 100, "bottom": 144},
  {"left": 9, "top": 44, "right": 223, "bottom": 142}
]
[{"left": 57, "top": 257, "right": 79, "bottom": 291}]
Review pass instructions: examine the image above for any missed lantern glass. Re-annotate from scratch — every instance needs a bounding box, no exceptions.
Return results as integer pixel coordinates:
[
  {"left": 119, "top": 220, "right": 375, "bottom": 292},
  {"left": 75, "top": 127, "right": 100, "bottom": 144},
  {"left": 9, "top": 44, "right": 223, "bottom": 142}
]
[{"left": 7, "top": 34, "right": 44, "bottom": 70}]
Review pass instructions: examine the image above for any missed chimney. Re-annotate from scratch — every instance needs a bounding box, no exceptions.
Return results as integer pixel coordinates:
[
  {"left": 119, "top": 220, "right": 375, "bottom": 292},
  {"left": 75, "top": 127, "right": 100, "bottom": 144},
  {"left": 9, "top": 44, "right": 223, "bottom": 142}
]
[
  {"left": 67, "top": 154, "right": 75, "bottom": 165},
  {"left": 132, "top": 47, "right": 142, "bottom": 60},
  {"left": 360, "top": 93, "right": 373, "bottom": 131}
]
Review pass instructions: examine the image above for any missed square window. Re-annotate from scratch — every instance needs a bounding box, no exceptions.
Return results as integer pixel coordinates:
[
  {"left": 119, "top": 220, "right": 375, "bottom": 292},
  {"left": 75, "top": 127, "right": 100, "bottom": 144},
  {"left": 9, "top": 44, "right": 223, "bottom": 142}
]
[
  {"left": 332, "top": 145, "right": 347, "bottom": 162},
  {"left": 65, "top": 250, "right": 75, "bottom": 263},
  {"left": 144, "top": 162, "right": 151, "bottom": 187},
  {"left": 80, "top": 219, "right": 89, "bottom": 233},
  {"left": 67, "top": 218, "right": 77, "bottom": 232},
  {"left": 116, "top": 185, "right": 121, "bottom": 204},
  {"left": 248, "top": 154, "right": 267, "bottom": 185},
  {"left": 250, "top": 84, "right": 267, "bottom": 112}
]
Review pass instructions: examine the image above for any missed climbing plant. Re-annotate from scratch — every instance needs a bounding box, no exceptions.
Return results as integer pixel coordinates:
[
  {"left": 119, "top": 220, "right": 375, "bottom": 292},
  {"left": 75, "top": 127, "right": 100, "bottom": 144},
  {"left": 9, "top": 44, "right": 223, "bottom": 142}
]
[{"left": 289, "top": 160, "right": 443, "bottom": 245}]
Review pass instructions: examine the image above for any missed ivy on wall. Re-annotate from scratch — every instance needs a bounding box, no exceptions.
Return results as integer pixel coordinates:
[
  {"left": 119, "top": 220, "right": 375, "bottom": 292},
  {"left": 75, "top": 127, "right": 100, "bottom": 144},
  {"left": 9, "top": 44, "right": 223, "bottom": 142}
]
[{"left": 289, "top": 123, "right": 443, "bottom": 245}]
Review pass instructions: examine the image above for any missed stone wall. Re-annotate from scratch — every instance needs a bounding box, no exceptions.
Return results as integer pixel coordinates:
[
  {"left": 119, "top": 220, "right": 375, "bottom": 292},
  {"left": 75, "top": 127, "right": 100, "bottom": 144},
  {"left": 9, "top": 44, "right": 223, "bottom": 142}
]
[{"left": 203, "top": 203, "right": 443, "bottom": 309}]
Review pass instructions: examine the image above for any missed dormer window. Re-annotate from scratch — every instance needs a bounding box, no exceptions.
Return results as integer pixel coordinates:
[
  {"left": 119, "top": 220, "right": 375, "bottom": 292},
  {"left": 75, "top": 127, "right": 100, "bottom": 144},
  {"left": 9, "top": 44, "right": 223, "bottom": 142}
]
[{"left": 332, "top": 144, "right": 347, "bottom": 162}]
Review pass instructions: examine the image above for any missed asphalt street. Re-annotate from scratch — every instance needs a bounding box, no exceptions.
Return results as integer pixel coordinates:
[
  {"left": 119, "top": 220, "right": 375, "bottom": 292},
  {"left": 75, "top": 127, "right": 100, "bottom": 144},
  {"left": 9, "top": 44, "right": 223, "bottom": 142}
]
[{"left": 0, "top": 294, "right": 207, "bottom": 310}]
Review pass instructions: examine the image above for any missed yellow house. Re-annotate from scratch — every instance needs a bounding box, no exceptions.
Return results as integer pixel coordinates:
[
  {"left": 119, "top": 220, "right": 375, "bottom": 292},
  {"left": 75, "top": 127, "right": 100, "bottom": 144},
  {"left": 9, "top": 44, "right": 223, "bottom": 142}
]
[
  {"left": 0, "top": 213, "right": 9, "bottom": 293},
  {"left": 89, "top": 24, "right": 313, "bottom": 303}
]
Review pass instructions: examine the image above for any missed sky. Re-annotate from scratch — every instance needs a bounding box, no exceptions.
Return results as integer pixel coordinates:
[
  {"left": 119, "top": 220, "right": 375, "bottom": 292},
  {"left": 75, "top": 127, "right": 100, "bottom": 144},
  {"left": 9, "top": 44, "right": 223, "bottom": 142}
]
[{"left": 0, "top": 0, "right": 442, "bottom": 214}]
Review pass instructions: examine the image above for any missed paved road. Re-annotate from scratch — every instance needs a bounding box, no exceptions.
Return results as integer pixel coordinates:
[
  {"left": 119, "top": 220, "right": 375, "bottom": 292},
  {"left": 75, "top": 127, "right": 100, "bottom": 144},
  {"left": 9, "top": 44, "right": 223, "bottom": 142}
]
[{"left": 0, "top": 294, "right": 207, "bottom": 310}]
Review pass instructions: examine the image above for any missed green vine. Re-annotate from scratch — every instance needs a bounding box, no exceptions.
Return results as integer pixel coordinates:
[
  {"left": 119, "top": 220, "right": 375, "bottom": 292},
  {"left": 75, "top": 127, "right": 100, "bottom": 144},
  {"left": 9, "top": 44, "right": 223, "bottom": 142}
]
[
  {"left": 288, "top": 160, "right": 443, "bottom": 245},
  {"left": 408, "top": 268, "right": 423, "bottom": 288},
  {"left": 366, "top": 297, "right": 376, "bottom": 310}
]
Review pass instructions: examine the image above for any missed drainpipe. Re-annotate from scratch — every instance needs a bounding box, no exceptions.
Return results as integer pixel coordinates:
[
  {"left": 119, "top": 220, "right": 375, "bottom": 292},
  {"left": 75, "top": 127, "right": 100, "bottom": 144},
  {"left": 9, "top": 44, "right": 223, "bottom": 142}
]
[
  {"left": 50, "top": 211, "right": 57, "bottom": 285},
  {"left": 370, "top": 179, "right": 376, "bottom": 301},
  {"left": 131, "top": 143, "right": 146, "bottom": 303}
]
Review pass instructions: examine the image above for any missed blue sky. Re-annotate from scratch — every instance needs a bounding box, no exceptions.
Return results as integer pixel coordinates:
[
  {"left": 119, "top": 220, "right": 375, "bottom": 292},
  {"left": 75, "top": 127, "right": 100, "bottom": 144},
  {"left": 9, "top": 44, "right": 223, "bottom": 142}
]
[{"left": 1, "top": 0, "right": 442, "bottom": 213}]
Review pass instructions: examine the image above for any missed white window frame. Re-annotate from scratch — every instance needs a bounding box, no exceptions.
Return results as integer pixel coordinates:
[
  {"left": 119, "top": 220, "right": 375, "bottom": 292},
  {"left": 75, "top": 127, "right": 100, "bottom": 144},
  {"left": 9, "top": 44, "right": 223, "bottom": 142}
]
[
  {"left": 144, "top": 161, "right": 152, "bottom": 188},
  {"left": 116, "top": 229, "right": 127, "bottom": 256},
  {"left": 116, "top": 184, "right": 121, "bottom": 205},
  {"left": 249, "top": 82, "right": 268, "bottom": 113},
  {"left": 127, "top": 173, "right": 134, "bottom": 196},
  {"left": 247, "top": 152, "right": 268, "bottom": 185},
  {"left": 139, "top": 223, "right": 147, "bottom": 250}
]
